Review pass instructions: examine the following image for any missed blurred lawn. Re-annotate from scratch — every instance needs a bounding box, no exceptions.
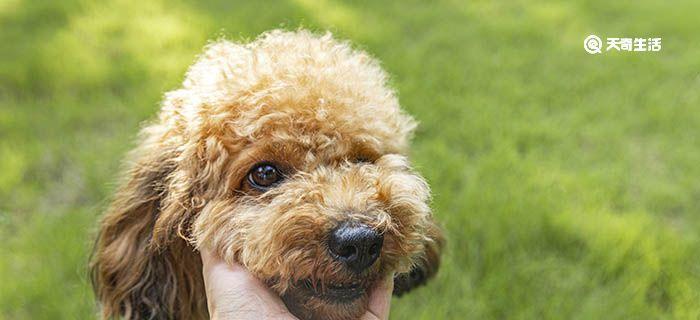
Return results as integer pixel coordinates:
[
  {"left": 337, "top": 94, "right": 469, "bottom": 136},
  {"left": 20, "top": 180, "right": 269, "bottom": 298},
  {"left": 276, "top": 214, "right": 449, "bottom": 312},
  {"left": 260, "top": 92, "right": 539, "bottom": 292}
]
[{"left": 2, "top": 0, "right": 700, "bottom": 319}]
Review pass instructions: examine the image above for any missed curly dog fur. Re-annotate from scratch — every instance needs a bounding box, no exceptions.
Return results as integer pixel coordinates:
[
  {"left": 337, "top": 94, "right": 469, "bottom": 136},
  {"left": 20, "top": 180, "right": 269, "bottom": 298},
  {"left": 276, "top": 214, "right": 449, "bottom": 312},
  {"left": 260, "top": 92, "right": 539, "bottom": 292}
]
[{"left": 90, "top": 29, "right": 443, "bottom": 320}]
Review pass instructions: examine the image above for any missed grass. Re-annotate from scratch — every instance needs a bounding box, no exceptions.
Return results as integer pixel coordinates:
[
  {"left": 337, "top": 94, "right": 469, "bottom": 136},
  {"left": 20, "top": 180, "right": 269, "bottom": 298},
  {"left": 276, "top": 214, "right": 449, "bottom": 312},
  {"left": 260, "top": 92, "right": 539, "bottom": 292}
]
[{"left": 2, "top": 0, "right": 700, "bottom": 319}]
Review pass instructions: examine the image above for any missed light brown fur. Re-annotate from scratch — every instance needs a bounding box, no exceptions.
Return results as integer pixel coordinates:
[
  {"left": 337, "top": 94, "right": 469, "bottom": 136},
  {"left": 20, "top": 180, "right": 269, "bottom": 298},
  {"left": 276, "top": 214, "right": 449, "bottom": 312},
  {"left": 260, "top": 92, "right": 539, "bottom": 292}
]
[{"left": 90, "top": 29, "right": 443, "bottom": 320}]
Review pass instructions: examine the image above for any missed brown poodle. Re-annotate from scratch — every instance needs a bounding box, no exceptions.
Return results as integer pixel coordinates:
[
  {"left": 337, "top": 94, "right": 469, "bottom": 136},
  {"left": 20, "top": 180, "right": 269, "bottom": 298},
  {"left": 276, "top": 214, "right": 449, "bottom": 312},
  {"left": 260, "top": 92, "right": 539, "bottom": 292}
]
[{"left": 90, "top": 29, "right": 443, "bottom": 320}]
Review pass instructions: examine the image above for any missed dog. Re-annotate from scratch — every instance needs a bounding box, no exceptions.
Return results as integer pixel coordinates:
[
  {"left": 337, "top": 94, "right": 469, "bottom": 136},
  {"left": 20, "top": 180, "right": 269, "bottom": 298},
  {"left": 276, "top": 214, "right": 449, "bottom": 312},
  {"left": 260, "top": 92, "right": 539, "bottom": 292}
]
[{"left": 90, "top": 29, "right": 443, "bottom": 320}]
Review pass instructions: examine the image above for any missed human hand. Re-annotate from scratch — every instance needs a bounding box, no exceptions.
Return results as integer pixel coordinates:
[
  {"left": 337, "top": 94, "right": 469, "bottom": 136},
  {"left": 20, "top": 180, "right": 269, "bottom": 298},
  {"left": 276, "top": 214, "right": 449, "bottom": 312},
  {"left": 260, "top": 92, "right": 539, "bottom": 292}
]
[{"left": 200, "top": 250, "right": 393, "bottom": 320}]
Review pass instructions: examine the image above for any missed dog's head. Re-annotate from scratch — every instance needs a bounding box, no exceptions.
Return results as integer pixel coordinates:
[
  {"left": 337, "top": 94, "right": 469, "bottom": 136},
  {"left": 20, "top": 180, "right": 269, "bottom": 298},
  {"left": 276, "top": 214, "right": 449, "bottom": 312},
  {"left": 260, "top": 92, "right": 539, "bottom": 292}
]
[{"left": 92, "top": 30, "right": 440, "bottom": 320}]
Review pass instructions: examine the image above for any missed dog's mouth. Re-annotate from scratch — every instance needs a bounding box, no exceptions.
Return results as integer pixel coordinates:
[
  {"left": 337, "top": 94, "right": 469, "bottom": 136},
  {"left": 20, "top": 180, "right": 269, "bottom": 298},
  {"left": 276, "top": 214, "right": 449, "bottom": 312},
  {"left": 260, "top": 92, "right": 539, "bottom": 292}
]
[
  {"left": 281, "top": 277, "right": 375, "bottom": 320},
  {"left": 299, "top": 278, "right": 369, "bottom": 303}
]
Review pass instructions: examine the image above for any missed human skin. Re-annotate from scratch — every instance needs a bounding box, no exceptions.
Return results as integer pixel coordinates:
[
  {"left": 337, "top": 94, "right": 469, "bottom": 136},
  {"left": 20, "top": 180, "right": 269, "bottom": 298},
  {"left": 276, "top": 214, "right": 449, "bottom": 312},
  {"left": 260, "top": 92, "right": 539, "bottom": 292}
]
[{"left": 200, "top": 250, "right": 394, "bottom": 320}]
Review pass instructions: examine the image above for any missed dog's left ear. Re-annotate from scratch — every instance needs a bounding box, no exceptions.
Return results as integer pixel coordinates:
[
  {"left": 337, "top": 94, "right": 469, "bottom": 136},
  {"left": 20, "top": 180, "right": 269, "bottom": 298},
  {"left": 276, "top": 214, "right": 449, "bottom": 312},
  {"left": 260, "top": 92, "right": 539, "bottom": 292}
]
[{"left": 393, "top": 221, "right": 444, "bottom": 296}]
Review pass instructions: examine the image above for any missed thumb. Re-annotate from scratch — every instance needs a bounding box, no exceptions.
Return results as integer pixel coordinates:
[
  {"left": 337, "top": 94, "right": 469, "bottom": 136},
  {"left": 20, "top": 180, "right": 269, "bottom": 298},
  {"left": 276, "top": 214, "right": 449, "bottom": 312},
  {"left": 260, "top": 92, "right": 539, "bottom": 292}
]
[
  {"left": 361, "top": 276, "right": 394, "bottom": 320},
  {"left": 199, "top": 249, "right": 295, "bottom": 320}
]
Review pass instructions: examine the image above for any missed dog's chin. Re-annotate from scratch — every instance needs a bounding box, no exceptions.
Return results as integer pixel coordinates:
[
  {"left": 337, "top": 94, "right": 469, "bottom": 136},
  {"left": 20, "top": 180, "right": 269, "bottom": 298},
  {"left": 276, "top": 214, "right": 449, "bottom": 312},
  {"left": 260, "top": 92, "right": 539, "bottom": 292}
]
[
  {"left": 301, "top": 279, "right": 369, "bottom": 302},
  {"left": 280, "top": 278, "right": 375, "bottom": 320}
]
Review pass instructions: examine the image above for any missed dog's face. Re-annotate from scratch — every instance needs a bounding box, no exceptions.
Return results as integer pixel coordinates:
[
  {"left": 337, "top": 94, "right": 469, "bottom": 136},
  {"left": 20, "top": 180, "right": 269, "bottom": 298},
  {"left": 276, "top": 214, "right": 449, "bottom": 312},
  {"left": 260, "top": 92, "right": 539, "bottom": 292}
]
[
  {"left": 91, "top": 30, "right": 441, "bottom": 320},
  {"left": 193, "top": 129, "right": 432, "bottom": 320},
  {"left": 178, "top": 32, "right": 435, "bottom": 319},
  {"left": 191, "top": 116, "right": 434, "bottom": 317}
]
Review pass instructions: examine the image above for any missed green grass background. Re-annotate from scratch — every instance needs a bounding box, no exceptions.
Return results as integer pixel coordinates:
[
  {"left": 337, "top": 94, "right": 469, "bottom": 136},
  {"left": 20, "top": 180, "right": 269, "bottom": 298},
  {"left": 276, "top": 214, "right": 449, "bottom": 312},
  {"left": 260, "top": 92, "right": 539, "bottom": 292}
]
[{"left": 2, "top": 0, "right": 700, "bottom": 319}]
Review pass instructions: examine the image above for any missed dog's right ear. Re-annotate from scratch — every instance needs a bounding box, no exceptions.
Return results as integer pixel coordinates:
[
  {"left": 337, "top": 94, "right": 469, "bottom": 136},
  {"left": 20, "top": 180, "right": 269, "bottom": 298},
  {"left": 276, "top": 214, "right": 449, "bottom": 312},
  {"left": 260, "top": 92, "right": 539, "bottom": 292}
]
[
  {"left": 90, "top": 40, "right": 251, "bottom": 318},
  {"left": 89, "top": 92, "right": 208, "bottom": 319}
]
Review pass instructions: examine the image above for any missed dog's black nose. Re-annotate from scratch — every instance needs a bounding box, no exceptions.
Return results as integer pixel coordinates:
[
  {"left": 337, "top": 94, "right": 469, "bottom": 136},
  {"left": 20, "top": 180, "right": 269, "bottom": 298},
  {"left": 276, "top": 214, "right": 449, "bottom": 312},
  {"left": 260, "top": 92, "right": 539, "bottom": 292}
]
[{"left": 328, "top": 222, "right": 383, "bottom": 273}]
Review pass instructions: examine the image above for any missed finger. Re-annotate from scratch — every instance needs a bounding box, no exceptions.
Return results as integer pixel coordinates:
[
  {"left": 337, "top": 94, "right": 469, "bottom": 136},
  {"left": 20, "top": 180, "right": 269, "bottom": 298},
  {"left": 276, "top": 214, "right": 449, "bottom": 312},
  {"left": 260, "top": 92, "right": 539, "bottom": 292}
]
[
  {"left": 362, "top": 276, "right": 394, "bottom": 320},
  {"left": 200, "top": 248, "right": 228, "bottom": 275},
  {"left": 201, "top": 250, "right": 243, "bottom": 279},
  {"left": 200, "top": 248, "right": 215, "bottom": 264},
  {"left": 200, "top": 249, "right": 263, "bottom": 294},
  {"left": 199, "top": 249, "right": 297, "bottom": 319}
]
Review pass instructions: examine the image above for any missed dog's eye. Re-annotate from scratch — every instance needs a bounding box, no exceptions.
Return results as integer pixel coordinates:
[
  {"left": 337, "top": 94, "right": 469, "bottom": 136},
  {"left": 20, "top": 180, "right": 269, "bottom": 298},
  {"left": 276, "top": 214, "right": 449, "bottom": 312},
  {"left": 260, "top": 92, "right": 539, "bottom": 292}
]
[{"left": 248, "top": 163, "right": 282, "bottom": 190}]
